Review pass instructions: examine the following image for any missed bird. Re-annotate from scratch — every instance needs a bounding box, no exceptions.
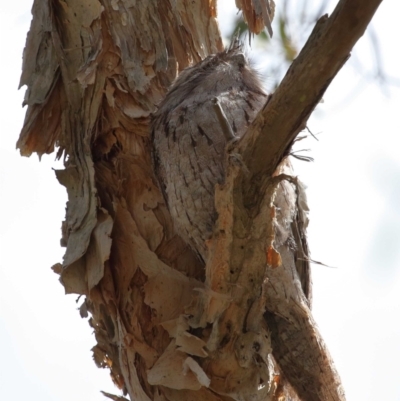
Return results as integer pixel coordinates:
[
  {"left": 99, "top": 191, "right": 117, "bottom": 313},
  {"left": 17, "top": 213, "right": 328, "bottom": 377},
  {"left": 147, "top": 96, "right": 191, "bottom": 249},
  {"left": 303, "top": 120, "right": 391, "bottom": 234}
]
[{"left": 151, "top": 40, "right": 267, "bottom": 261}]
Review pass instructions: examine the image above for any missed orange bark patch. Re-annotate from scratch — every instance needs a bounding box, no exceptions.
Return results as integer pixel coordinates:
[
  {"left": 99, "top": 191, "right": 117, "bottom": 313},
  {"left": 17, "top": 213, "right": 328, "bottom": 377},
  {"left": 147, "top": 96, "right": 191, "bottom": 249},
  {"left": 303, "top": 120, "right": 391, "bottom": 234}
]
[{"left": 266, "top": 245, "right": 281, "bottom": 268}]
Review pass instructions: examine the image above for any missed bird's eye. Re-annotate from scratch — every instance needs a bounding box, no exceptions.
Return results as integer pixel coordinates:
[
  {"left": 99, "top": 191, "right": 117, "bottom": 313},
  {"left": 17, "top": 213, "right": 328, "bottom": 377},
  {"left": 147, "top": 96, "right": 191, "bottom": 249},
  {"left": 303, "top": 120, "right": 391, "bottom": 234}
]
[{"left": 230, "top": 53, "right": 246, "bottom": 69}]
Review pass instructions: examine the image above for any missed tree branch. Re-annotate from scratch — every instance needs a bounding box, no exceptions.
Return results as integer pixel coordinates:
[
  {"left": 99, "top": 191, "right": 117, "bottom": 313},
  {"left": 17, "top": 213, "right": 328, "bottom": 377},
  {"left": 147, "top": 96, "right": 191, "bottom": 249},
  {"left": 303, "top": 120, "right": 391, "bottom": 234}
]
[
  {"left": 197, "top": 1, "right": 383, "bottom": 399},
  {"left": 237, "top": 0, "right": 383, "bottom": 206}
]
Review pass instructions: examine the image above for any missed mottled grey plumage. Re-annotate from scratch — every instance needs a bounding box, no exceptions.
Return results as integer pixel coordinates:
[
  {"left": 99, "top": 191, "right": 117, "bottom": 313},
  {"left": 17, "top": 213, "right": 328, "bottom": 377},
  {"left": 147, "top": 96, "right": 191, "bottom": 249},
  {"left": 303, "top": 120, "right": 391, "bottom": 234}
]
[
  {"left": 151, "top": 42, "right": 334, "bottom": 401},
  {"left": 152, "top": 41, "right": 267, "bottom": 261}
]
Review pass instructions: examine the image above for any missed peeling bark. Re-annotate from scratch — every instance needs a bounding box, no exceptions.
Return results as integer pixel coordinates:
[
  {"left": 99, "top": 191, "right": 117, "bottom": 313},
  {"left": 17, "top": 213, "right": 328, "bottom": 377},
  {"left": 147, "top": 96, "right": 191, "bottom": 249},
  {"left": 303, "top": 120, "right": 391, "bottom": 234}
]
[{"left": 17, "top": 0, "right": 381, "bottom": 400}]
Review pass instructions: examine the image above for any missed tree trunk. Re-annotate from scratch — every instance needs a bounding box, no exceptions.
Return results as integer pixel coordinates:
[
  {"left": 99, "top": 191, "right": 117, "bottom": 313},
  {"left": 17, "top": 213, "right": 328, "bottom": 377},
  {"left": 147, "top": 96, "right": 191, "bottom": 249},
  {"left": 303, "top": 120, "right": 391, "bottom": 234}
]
[{"left": 17, "top": 0, "right": 381, "bottom": 400}]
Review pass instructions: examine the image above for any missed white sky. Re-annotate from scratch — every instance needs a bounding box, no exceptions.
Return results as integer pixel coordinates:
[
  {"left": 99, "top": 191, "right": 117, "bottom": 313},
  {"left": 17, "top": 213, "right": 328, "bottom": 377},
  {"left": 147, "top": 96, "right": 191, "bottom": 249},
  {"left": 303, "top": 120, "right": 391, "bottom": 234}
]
[{"left": 1, "top": 1, "right": 399, "bottom": 400}]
